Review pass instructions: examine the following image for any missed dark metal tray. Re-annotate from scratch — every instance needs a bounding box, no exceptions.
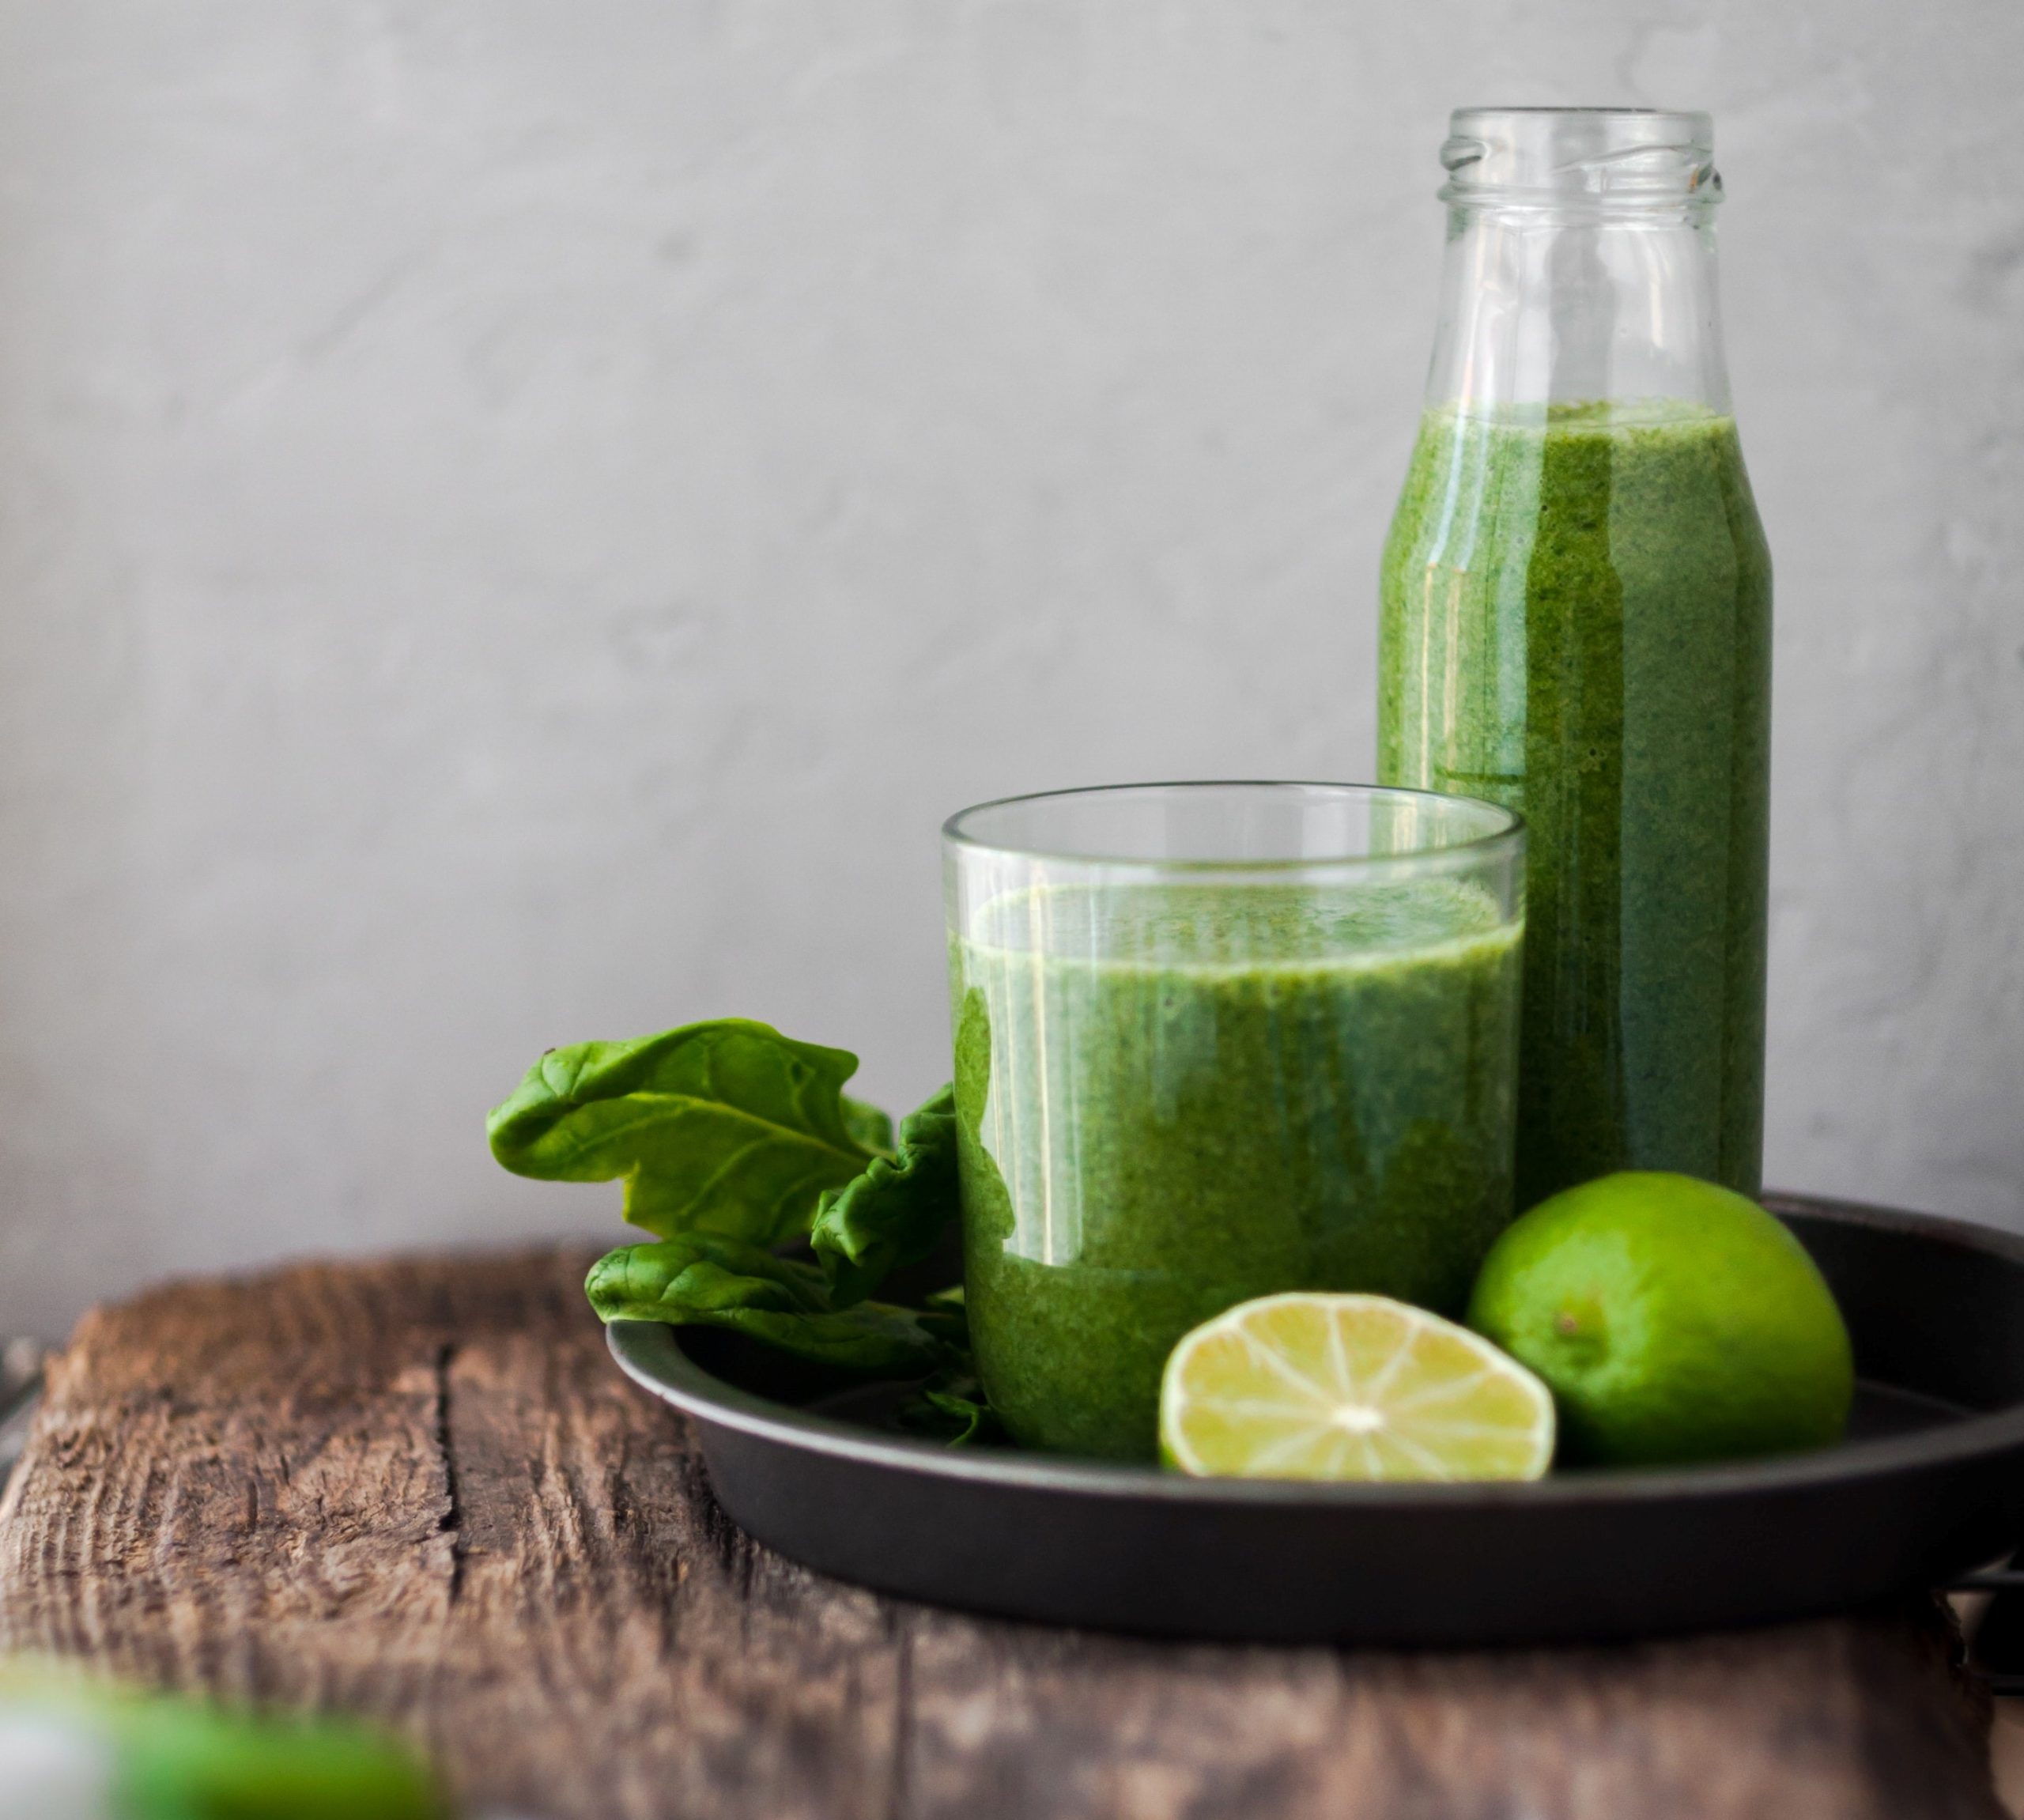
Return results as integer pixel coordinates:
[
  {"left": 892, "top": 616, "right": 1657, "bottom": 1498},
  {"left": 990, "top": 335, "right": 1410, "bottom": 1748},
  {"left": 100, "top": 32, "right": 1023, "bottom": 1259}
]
[{"left": 609, "top": 1194, "right": 2024, "bottom": 1644}]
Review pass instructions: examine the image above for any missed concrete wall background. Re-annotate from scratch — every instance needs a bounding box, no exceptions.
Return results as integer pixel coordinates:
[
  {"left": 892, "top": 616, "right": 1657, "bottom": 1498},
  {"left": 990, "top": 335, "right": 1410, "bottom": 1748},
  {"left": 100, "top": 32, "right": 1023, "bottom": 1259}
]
[{"left": 1, "top": 2, "right": 2018, "bottom": 1333}]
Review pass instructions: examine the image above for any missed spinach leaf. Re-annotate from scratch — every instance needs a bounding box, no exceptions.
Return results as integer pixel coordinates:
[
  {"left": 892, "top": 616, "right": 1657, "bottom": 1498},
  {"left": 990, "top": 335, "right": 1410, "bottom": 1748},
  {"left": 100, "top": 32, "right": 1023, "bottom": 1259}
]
[
  {"left": 897, "top": 1368, "right": 1004, "bottom": 1446},
  {"left": 842, "top": 1097, "right": 896, "bottom": 1156},
  {"left": 497, "top": 1023, "right": 996, "bottom": 1424},
  {"left": 488, "top": 1019, "right": 882, "bottom": 1246},
  {"left": 586, "top": 1234, "right": 957, "bottom": 1377},
  {"left": 810, "top": 1086, "right": 961, "bottom": 1307}
]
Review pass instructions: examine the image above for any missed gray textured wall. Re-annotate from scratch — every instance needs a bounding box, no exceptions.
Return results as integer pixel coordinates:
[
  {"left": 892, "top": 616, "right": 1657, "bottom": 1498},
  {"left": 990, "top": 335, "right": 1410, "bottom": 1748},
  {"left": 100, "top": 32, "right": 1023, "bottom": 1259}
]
[{"left": 2, "top": 2, "right": 2019, "bottom": 1333}]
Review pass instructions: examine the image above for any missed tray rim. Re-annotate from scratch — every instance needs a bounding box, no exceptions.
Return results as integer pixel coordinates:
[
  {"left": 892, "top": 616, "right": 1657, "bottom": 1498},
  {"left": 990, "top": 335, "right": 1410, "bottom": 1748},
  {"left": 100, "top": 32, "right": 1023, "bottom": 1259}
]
[{"left": 608, "top": 1191, "right": 2024, "bottom": 1510}]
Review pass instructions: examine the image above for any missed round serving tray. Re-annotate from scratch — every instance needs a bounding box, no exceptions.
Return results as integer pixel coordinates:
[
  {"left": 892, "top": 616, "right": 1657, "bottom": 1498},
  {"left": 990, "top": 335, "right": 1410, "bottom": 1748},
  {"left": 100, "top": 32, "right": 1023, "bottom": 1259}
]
[{"left": 609, "top": 1194, "right": 2024, "bottom": 1644}]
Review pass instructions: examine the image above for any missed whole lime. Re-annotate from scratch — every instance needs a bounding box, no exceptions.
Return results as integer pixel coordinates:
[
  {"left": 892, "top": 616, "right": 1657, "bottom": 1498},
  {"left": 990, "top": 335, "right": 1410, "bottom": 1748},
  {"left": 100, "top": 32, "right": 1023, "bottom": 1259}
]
[{"left": 1466, "top": 1172, "right": 1854, "bottom": 1467}]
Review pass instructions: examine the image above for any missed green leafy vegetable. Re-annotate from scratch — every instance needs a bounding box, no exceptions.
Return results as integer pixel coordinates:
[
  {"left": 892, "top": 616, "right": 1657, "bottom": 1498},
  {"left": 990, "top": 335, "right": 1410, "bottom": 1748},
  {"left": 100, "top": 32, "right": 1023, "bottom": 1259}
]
[
  {"left": 887, "top": 1293, "right": 999, "bottom": 1443},
  {"left": 491, "top": 1021, "right": 999, "bottom": 1437},
  {"left": 487, "top": 1019, "right": 880, "bottom": 1245},
  {"left": 842, "top": 1097, "right": 896, "bottom": 1156},
  {"left": 811, "top": 1086, "right": 961, "bottom": 1306},
  {"left": 586, "top": 1234, "right": 961, "bottom": 1377},
  {"left": 897, "top": 1369, "right": 1003, "bottom": 1446}
]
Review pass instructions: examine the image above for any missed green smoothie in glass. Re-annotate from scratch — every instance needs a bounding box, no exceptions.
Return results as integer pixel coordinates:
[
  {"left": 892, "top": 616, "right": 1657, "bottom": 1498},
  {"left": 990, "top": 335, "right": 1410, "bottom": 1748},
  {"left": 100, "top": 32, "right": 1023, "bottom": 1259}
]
[
  {"left": 1379, "top": 108, "right": 1772, "bottom": 1209},
  {"left": 943, "top": 784, "right": 1524, "bottom": 1460}
]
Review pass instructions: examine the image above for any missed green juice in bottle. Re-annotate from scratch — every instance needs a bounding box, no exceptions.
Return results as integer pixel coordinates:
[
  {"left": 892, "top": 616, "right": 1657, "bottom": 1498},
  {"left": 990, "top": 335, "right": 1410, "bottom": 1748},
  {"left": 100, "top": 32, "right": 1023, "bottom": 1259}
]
[{"left": 1378, "top": 110, "right": 1772, "bottom": 1207}]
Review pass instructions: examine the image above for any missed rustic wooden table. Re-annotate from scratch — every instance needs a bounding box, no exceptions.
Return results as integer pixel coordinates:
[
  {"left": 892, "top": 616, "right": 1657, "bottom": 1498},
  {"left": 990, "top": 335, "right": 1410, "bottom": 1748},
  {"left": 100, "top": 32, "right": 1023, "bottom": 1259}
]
[{"left": 0, "top": 1248, "right": 2006, "bottom": 1820}]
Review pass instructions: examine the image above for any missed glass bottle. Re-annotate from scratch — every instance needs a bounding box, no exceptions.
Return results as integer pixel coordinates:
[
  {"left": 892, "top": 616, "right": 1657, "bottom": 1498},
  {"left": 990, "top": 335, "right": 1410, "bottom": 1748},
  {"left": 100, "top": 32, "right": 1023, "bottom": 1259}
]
[{"left": 1378, "top": 108, "right": 1772, "bottom": 1208}]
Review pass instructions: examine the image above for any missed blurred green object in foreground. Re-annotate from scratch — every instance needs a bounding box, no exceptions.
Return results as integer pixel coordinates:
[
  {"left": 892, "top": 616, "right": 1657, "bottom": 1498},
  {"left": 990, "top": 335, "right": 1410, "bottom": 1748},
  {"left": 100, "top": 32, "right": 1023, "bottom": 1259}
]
[{"left": 0, "top": 1659, "right": 447, "bottom": 1820}]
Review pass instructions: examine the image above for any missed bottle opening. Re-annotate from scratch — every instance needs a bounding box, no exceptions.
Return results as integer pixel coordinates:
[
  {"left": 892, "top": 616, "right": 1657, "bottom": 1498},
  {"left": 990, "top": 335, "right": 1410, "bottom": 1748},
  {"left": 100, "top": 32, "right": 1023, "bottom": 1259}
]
[{"left": 1441, "top": 107, "right": 1719, "bottom": 210}]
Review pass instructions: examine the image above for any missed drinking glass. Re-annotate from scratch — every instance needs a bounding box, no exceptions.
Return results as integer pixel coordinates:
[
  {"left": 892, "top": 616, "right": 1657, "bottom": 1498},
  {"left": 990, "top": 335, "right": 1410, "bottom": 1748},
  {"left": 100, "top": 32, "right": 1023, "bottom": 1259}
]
[{"left": 942, "top": 781, "right": 1524, "bottom": 1459}]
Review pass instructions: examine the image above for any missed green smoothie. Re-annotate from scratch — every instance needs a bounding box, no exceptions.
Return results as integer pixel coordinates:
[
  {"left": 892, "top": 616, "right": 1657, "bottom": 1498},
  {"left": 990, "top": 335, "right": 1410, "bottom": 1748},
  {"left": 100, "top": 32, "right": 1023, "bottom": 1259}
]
[
  {"left": 952, "top": 879, "right": 1521, "bottom": 1459},
  {"left": 1378, "top": 402, "right": 1772, "bottom": 1209}
]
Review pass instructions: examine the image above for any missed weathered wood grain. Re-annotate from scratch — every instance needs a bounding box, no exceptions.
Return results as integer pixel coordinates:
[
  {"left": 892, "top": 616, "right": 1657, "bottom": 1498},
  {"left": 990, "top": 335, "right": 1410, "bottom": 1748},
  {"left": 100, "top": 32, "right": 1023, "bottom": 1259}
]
[{"left": 0, "top": 1250, "right": 2003, "bottom": 1820}]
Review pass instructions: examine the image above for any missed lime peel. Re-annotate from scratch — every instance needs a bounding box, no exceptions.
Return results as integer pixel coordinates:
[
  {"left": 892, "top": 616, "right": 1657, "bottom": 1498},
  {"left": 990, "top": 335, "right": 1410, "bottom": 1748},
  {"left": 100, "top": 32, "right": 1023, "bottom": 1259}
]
[{"left": 1466, "top": 1171, "right": 1855, "bottom": 1467}]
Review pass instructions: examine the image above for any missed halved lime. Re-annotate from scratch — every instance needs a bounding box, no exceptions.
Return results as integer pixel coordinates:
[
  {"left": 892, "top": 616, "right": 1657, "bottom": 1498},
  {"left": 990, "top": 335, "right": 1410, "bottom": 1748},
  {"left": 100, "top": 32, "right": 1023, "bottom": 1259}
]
[{"left": 1159, "top": 1292, "right": 1555, "bottom": 1482}]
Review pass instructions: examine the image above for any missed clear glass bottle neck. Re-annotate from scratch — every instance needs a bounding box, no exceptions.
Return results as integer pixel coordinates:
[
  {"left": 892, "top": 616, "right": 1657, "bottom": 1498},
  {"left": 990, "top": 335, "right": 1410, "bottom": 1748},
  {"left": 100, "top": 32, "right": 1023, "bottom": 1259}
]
[{"left": 1424, "top": 109, "right": 1733, "bottom": 418}]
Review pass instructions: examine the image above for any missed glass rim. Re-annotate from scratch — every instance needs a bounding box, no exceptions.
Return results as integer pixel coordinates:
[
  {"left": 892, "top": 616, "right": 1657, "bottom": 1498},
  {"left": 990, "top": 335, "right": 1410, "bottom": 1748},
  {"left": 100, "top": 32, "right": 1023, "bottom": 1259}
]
[
  {"left": 1448, "top": 104, "right": 1712, "bottom": 125},
  {"left": 941, "top": 780, "right": 1525, "bottom": 878},
  {"left": 1440, "top": 105, "right": 1720, "bottom": 215}
]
